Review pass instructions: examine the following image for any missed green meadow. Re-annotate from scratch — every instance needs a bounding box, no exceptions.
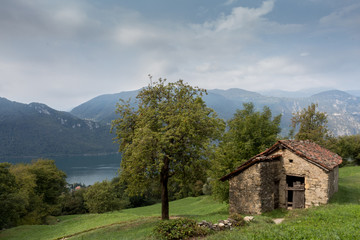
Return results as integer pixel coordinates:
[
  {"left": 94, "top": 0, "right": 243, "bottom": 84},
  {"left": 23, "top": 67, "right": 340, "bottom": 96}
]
[{"left": 1, "top": 166, "right": 359, "bottom": 240}]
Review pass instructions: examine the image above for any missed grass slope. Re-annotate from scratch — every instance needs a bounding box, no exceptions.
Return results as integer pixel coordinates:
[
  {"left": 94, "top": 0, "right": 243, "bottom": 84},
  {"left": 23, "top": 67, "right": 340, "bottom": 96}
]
[
  {"left": 208, "top": 166, "right": 360, "bottom": 240},
  {"left": 1, "top": 166, "right": 359, "bottom": 240},
  {"left": 0, "top": 196, "right": 227, "bottom": 240}
]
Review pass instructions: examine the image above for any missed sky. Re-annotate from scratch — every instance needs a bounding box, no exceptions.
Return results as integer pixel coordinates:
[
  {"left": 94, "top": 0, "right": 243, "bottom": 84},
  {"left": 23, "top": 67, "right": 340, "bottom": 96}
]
[{"left": 0, "top": 0, "right": 359, "bottom": 110}]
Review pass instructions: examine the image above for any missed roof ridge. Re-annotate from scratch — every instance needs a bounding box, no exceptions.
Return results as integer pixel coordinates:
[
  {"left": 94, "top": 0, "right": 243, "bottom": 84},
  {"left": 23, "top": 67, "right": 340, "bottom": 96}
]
[{"left": 220, "top": 140, "right": 342, "bottom": 181}]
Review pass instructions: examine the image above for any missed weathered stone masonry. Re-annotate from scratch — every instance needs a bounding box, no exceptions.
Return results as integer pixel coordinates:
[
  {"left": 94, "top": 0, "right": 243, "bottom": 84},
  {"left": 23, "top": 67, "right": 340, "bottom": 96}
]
[{"left": 222, "top": 140, "right": 342, "bottom": 215}]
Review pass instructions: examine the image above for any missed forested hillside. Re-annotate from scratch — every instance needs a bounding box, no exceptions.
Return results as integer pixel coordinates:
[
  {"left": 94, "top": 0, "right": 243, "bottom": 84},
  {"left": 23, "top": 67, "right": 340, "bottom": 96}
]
[{"left": 0, "top": 98, "right": 117, "bottom": 157}]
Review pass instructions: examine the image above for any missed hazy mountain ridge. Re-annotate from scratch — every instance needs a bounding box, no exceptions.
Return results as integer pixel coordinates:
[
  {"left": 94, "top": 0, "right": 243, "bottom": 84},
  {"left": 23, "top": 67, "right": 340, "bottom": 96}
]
[
  {"left": 2, "top": 88, "right": 360, "bottom": 157},
  {"left": 309, "top": 90, "right": 360, "bottom": 136},
  {"left": 71, "top": 90, "right": 140, "bottom": 124},
  {"left": 71, "top": 89, "right": 360, "bottom": 137},
  {"left": 0, "top": 97, "right": 117, "bottom": 157}
]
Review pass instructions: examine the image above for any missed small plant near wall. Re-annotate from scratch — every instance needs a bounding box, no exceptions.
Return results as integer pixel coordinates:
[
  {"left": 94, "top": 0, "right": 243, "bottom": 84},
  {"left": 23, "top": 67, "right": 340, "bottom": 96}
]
[{"left": 153, "top": 217, "right": 209, "bottom": 240}]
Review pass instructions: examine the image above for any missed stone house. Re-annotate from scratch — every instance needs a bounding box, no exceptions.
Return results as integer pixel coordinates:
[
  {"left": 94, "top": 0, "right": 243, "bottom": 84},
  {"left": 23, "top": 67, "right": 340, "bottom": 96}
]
[{"left": 220, "top": 140, "right": 342, "bottom": 215}]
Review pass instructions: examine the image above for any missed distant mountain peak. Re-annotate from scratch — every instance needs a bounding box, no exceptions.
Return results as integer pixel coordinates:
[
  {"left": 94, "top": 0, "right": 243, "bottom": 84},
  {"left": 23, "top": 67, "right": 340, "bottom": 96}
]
[
  {"left": 311, "top": 90, "right": 355, "bottom": 99},
  {"left": 29, "top": 102, "right": 53, "bottom": 115}
]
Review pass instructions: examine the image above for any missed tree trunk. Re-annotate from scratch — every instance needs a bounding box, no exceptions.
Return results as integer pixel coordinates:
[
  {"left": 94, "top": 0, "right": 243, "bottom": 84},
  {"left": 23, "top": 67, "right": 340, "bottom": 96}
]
[{"left": 160, "top": 157, "right": 169, "bottom": 220}]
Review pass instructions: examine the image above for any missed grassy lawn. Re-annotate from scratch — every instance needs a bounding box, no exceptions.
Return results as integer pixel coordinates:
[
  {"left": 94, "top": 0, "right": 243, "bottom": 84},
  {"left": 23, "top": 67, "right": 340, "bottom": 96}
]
[
  {"left": 1, "top": 166, "right": 359, "bottom": 240},
  {"left": 0, "top": 196, "right": 228, "bottom": 240},
  {"left": 207, "top": 166, "right": 360, "bottom": 240}
]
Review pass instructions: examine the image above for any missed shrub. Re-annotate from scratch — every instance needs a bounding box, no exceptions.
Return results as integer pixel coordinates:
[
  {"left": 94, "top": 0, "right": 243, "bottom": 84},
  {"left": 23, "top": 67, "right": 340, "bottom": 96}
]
[
  {"left": 153, "top": 218, "right": 208, "bottom": 240},
  {"left": 84, "top": 180, "right": 129, "bottom": 213},
  {"left": 229, "top": 213, "right": 246, "bottom": 227},
  {"left": 60, "top": 188, "right": 88, "bottom": 215}
]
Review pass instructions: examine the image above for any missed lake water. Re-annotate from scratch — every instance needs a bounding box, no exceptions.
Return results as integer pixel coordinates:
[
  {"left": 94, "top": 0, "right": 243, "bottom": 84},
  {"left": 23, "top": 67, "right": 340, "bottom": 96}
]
[{"left": 0, "top": 153, "right": 121, "bottom": 186}]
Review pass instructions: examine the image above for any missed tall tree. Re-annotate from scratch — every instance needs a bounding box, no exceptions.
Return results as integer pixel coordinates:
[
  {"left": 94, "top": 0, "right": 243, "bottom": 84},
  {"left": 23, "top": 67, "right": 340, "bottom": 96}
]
[
  {"left": 291, "top": 103, "right": 330, "bottom": 145},
  {"left": 9, "top": 159, "right": 67, "bottom": 224},
  {"left": 83, "top": 180, "right": 128, "bottom": 213},
  {"left": 327, "top": 134, "right": 360, "bottom": 165},
  {"left": 209, "top": 103, "right": 281, "bottom": 202},
  {"left": 111, "top": 79, "right": 224, "bottom": 220},
  {"left": 0, "top": 163, "right": 26, "bottom": 228}
]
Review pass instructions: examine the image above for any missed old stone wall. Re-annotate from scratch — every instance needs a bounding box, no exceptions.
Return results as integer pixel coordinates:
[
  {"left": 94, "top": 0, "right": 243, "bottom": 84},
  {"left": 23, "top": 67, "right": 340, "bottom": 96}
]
[
  {"left": 229, "top": 160, "right": 281, "bottom": 215},
  {"left": 328, "top": 166, "right": 339, "bottom": 198},
  {"left": 228, "top": 147, "right": 338, "bottom": 215},
  {"left": 259, "top": 160, "right": 281, "bottom": 212},
  {"left": 229, "top": 163, "right": 262, "bottom": 215},
  {"left": 278, "top": 148, "right": 330, "bottom": 208}
]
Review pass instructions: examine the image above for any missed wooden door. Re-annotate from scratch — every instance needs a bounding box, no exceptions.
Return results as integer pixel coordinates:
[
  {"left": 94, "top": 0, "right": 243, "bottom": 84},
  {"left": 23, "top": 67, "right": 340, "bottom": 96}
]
[{"left": 293, "top": 190, "right": 305, "bottom": 208}]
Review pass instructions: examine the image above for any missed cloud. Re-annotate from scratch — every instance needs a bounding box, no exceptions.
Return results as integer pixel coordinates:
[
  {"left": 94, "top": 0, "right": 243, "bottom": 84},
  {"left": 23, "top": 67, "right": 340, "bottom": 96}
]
[
  {"left": 0, "top": 0, "right": 308, "bottom": 108},
  {"left": 183, "top": 56, "right": 310, "bottom": 91},
  {"left": 224, "top": 0, "right": 238, "bottom": 6},
  {"left": 201, "top": 0, "right": 274, "bottom": 32},
  {"left": 319, "top": 3, "right": 360, "bottom": 31},
  {"left": 0, "top": 0, "right": 358, "bottom": 110},
  {"left": 300, "top": 52, "right": 310, "bottom": 57},
  {"left": 52, "top": 7, "right": 87, "bottom": 29}
]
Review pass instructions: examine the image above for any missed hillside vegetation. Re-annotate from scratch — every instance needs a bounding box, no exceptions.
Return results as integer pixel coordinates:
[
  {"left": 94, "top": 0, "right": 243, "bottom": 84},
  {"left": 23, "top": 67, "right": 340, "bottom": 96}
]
[
  {"left": 1, "top": 166, "right": 359, "bottom": 240},
  {"left": 0, "top": 98, "right": 117, "bottom": 157}
]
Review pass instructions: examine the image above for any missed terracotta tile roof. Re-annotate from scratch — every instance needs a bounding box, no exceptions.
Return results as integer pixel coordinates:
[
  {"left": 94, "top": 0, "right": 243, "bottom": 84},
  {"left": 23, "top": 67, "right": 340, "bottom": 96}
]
[
  {"left": 279, "top": 140, "right": 342, "bottom": 171},
  {"left": 220, "top": 140, "right": 342, "bottom": 181}
]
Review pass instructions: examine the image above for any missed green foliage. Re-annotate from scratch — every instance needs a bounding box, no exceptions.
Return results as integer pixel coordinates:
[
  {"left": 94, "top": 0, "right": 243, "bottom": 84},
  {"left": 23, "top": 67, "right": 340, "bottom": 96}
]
[
  {"left": 153, "top": 218, "right": 208, "bottom": 240},
  {"left": 0, "top": 98, "right": 117, "bottom": 157},
  {"left": 326, "top": 135, "right": 360, "bottom": 165},
  {"left": 291, "top": 103, "right": 330, "bottom": 145},
  {"left": 261, "top": 208, "right": 289, "bottom": 218},
  {"left": 60, "top": 188, "right": 88, "bottom": 215},
  {"left": 4, "top": 159, "right": 67, "bottom": 226},
  {"left": 0, "top": 163, "right": 27, "bottom": 229},
  {"left": 111, "top": 78, "right": 224, "bottom": 219},
  {"left": 2, "top": 167, "right": 360, "bottom": 240},
  {"left": 229, "top": 213, "right": 246, "bottom": 227},
  {"left": 83, "top": 180, "right": 129, "bottom": 213},
  {"left": 209, "top": 103, "right": 281, "bottom": 202},
  {"left": 202, "top": 177, "right": 213, "bottom": 195},
  {"left": 208, "top": 204, "right": 360, "bottom": 240},
  {"left": 0, "top": 196, "right": 228, "bottom": 240},
  {"left": 114, "top": 177, "right": 160, "bottom": 208},
  {"left": 330, "top": 166, "right": 360, "bottom": 204},
  {"left": 28, "top": 159, "right": 67, "bottom": 207}
]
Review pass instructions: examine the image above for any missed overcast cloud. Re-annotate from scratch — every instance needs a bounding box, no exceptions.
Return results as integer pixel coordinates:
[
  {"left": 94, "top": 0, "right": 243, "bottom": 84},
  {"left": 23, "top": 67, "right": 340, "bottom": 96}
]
[{"left": 0, "top": 0, "right": 359, "bottom": 110}]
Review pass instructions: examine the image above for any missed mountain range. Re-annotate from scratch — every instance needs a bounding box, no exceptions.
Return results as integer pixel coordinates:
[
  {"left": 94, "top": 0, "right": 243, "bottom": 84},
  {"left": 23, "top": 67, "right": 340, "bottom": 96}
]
[
  {"left": 1, "top": 88, "right": 360, "bottom": 157},
  {"left": 0, "top": 97, "right": 117, "bottom": 157},
  {"left": 72, "top": 88, "right": 360, "bottom": 136}
]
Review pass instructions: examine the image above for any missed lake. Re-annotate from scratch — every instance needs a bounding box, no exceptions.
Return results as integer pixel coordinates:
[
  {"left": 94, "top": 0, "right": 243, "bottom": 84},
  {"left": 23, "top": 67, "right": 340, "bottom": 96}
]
[{"left": 0, "top": 153, "right": 121, "bottom": 186}]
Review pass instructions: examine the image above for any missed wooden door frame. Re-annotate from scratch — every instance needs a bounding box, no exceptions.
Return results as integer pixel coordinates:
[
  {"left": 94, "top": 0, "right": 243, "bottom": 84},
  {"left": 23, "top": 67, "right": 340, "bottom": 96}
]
[{"left": 285, "top": 175, "right": 305, "bottom": 209}]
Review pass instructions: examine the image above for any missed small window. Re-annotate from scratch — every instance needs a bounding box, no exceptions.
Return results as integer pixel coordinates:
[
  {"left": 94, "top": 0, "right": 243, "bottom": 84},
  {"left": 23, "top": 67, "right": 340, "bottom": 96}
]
[{"left": 289, "top": 159, "right": 293, "bottom": 163}]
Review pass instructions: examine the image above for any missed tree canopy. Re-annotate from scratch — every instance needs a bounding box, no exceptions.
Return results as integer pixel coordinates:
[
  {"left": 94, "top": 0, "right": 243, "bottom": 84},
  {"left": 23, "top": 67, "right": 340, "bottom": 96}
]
[
  {"left": 209, "top": 103, "right": 282, "bottom": 202},
  {"left": 0, "top": 163, "right": 26, "bottom": 228},
  {"left": 291, "top": 103, "right": 330, "bottom": 145},
  {"left": 0, "top": 159, "right": 67, "bottom": 228},
  {"left": 111, "top": 79, "right": 224, "bottom": 219},
  {"left": 327, "top": 134, "right": 360, "bottom": 165}
]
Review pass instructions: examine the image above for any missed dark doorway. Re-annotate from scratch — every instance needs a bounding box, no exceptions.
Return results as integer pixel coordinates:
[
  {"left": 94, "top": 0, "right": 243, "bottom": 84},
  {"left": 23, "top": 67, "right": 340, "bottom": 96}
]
[
  {"left": 286, "top": 175, "right": 305, "bottom": 209},
  {"left": 286, "top": 175, "right": 304, "bottom": 187}
]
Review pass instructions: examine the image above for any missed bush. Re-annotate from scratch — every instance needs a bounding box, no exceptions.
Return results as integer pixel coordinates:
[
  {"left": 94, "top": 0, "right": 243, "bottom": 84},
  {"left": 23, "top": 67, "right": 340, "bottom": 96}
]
[
  {"left": 60, "top": 188, "right": 88, "bottom": 215},
  {"left": 229, "top": 213, "right": 246, "bottom": 227},
  {"left": 84, "top": 180, "right": 129, "bottom": 213},
  {"left": 153, "top": 218, "right": 208, "bottom": 240}
]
